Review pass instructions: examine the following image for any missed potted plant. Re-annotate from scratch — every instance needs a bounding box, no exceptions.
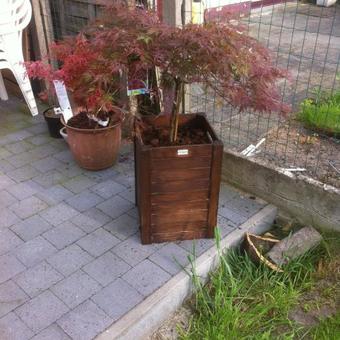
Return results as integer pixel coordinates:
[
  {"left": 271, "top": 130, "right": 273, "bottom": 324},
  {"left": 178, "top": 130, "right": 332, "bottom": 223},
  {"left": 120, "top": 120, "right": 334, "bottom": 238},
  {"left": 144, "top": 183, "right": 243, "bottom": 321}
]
[
  {"left": 43, "top": 107, "right": 64, "bottom": 139},
  {"left": 93, "top": 3, "right": 290, "bottom": 244},
  {"left": 26, "top": 34, "right": 126, "bottom": 170}
]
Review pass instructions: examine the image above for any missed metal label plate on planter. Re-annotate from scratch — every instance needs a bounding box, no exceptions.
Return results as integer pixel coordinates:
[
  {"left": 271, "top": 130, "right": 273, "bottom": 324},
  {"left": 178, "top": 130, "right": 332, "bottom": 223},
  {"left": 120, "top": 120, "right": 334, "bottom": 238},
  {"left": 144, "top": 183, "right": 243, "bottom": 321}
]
[{"left": 177, "top": 149, "right": 189, "bottom": 156}]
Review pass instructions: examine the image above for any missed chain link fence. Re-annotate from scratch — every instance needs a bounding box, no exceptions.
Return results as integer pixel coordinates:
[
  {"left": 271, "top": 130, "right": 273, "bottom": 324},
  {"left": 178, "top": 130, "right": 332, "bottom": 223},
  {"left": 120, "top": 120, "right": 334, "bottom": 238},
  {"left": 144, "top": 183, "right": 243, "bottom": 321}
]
[
  {"left": 43, "top": 0, "right": 340, "bottom": 188},
  {"left": 186, "top": 1, "right": 340, "bottom": 188}
]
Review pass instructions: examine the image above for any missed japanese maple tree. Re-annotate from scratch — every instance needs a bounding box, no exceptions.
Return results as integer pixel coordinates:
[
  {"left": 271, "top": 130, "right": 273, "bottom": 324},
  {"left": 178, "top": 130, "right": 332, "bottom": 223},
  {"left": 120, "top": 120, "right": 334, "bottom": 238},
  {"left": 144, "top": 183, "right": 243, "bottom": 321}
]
[
  {"left": 26, "top": 33, "right": 127, "bottom": 125},
  {"left": 96, "top": 2, "right": 290, "bottom": 142}
]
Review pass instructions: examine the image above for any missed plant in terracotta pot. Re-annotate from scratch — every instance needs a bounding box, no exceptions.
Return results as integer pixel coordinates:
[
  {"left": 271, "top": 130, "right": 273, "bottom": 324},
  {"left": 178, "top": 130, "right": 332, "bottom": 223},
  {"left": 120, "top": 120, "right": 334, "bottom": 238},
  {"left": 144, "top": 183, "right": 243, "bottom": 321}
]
[
  {"left": 96, "top": 3, "right": 290, "bottom": 244},
  {"left": 26, "top": 34, "right": 126, "bottom": 170}
]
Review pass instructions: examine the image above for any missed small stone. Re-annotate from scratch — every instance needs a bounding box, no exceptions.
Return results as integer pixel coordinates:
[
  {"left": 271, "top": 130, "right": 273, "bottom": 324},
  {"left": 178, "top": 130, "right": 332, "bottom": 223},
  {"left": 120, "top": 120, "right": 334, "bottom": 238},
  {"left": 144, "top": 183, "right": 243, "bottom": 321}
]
[{"left": 267, "top": 227, "right": 322, "bottom": 266}]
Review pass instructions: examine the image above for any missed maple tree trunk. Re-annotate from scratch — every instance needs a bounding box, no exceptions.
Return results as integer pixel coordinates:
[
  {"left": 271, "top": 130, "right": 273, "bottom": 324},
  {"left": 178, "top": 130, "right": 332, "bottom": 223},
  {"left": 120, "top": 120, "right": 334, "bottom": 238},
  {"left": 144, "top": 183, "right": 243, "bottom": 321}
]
[{"left": 170, "top": 79, "right": 184, "bottom": 143}]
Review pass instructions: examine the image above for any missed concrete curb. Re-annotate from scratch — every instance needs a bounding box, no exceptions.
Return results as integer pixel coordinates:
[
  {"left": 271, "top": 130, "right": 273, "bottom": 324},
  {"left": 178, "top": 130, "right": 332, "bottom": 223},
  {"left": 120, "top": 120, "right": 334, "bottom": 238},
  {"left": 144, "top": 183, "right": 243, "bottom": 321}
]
[
  {"left": 96, "top": 204, "right": 277, "bottom": 340},
  {"left": 222, "top": 149, "right": 340, "bottom": 232}
]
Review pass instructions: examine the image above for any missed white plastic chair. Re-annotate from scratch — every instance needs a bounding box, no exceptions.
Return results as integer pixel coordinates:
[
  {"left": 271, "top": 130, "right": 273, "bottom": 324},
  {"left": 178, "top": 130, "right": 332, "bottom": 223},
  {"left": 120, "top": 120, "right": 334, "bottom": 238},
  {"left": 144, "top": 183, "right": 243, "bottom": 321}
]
[{"left": 0, "top": 0, "right": 38, "bottom": 115}]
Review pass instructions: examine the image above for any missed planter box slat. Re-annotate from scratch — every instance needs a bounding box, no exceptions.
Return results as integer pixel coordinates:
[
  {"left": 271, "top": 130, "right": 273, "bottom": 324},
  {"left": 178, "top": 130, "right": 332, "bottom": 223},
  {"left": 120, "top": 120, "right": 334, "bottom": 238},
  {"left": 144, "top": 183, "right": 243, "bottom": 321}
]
[
  {"left": 151, "top": 178, "right": 210, "bottom": 193},
  {"left": 151, "top": 167, "right": 211, "bottom": 181},
  {"left": 151, "top": 156, "right": 211, "bottom": 170},
  {"left": 135, "top": 114, "right": 223, "bottom": 244},
  {"left": 151, "top": 200, "right": 209, "bottom": 213},
  {"left": 151, "top": 221, "right": 208, "bottom": 231},
  {"left": 150, "top": 190, "right": 209, "bottom": 204},
  {"left": 150, "top": 144, "right": 212, "bottom": 159},
  {"left": 151, "top": 209, "right": 208, "bottom": 225},
  {"left": 152, "top": 229, "right": 208, "bottom": 243}
]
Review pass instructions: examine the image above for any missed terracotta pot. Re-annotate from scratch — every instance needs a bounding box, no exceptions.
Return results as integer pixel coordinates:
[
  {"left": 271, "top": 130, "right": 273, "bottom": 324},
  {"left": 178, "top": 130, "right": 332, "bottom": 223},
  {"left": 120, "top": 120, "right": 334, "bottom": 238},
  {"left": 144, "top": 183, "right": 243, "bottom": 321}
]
[{"left": 62, "top": 118, "right": 121, "bottom": 171}]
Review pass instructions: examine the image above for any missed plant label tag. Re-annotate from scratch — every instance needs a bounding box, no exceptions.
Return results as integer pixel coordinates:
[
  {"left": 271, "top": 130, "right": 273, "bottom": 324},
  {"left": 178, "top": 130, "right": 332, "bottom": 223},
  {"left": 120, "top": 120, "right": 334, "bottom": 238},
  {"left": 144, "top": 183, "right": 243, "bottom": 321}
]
[
  {"left": 53, "top": 80, "right": 73, "bottom": 122},
  {"left": 177, "top": 149, "right": 189, "bottom": 156}
]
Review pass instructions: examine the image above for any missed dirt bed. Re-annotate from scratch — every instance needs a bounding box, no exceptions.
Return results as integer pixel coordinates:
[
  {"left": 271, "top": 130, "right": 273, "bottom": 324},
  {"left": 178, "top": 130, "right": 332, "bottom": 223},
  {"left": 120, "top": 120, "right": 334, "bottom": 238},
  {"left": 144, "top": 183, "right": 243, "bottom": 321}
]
[{"left": 252, "top": 121, "right": 340, "bottom": 188}]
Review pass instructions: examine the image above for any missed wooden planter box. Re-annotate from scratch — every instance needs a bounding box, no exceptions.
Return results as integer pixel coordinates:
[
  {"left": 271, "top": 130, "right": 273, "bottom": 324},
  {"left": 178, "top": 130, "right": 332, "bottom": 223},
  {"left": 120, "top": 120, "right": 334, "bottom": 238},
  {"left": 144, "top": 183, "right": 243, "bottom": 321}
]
[{"left": 134, "top": 114, "right": 223, "bottom": 244}]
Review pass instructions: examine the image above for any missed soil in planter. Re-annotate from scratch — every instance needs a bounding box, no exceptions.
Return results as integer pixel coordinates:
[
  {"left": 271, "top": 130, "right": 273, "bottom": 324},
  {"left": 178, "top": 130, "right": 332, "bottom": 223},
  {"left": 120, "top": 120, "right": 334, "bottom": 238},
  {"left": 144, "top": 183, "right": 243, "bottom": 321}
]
[
  {"left": 67, "top": 111, "right": 121, "bottom": 129},
  {"left": 142, "top": 125, "right": 211, "bottom": 147}
]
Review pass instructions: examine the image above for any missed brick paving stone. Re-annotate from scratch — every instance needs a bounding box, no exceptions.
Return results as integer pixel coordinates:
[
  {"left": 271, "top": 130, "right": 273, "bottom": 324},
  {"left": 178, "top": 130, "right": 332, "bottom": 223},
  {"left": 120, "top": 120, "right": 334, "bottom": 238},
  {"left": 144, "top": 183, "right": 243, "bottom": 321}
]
[
  {"left": 47, "top": 244, "right": 93, "bottom": 276},
  {"left": 112, "top": 233, "right": 159, "bottom": 266},
  {"left": 6, "top": 130, "right": 32, "bottom": 142},
  {"left": 8, "top": 165, "right": 41, "bottom": 182},
  {"left": 177, "top": 238, "right": 216, "bottom": 257},
  {"left": 14, "top": 236, "right": 57, "bottom": 268},
  {"left": 83, "top": 252, "right": 131, "bottom": 286},
  {"left": 11, "top": 215, "right": 53, "bottom": 242},
  {"left": 149, "top": 243, "right": 190, "bottom": 275},
  {"left": 83, "top": 167, "right": 118, "bottom": 183},
  {"left": 7, "top": 152, "right": 37, "bottom": 168},
  {"left": 29, "top": 145, "right": 58, "bottom": 160},
  {"left": 0, "top": 228, "right": 23, "bottom": 255},
  {"left": 40, "top": 203, "right": 79, "bottom": 226},
  {"left": 127, "top": 206, "right": 139, "bottom": 219},
  {"left": 0, "top": 159, "right": 15, "bottom": 173},
  {"left": 0, "top": 312, "right": 34, "bottom": 340},
  {"left": 51, "top": 270, "right": 101, "bottom": 309},
  {"left": 42, "top": 222, "right": 85, "bottom": 250},
  {"left": 0, "top": 148, "right": 12, "bottom": 160},
  {"left": 96, "top": 195, "right": 134, "bottom": 219},
  {"left": 66, "top": 190, "right": 104, "bottom": 212},
  {"left": 118, "top": 188, "right": 135, "bottom": 203},
  {"left": 71, "top": 212, "right": 103, "bottom": 233},
  {"left": 62, "top": 175, "right": 96, "bottom": 194},
  {"left": 14, "top": 261, "right": 63, "bottom": 298},
  {"left": 227, "top": 196, "right": 264, "bottom": 218},
  {"left": 57, "top": 300, "right": 112, "bottom": 340},
  {"left": 7, "top": 180, "right": 43, "bottom": 200},
  {"left": 49, "top": 138, "right": 68, "bottom": 149},
  {"left": 122, "top": 259, "right": 171, "bottom": 296},
  {"left": 77, "top": 228, "right": 120, "bottom": 257},
  {"left": 218, "top": 205, "right": 249, "bottom": 225},
  {"left": 0, "top": 174, "right": 15, "bottom": 190},
  {"left": 4, "top": 140, "right": 33, "bottom": 154},
  {"left": 35, "top": 185, "right": 73, "bottom": 205},
  {"left": 57, "top": 164, "right": 82, "bottom": 178},
  {"left": 80, "top": 208, "right": 112, "bottom": 228},
  {"left": 112, "top": 173, "right": 135, "bottom": 188},
  {"left": 0, "top": 281, "right": 28, "bottom": 317},
  {"left": 29, "top": 135, "right": 51, "bottom": 146},
  {"left": 0, "top": 190, "right": 17, "bottom": 208},
  {"left": 217, "top": 215, "right": 238, "bottom": 237},
  {"left": 32, "top": 170, "right": 65, "bottom": 188},
  {"left": 53, "top": 150, "right": 74, "bottom": 163},
  {"left": 92, "top": 278, "right": 143, "bottom": 321},
  {"left": 26, "top": 123, "right": 47, "bottom": 135},
  {"left": 90, "top": 179, "right": 125, "bottom": 199},
  {"left": 15, "top": 290, "right": 69, "bottom": 333},
  {"left": 10, "top": 196, "right": 48, "bottom": 219},
  {"left": 31, "top": 323, "right": 71, "bottom": 340},
  {"left": 0, "top": 253, "right": 25, "bottom": 284},
  {"left": 32, "top": 157, "right": 64, "bottom": 173},
  {"left": 219, "top": 184, "right": 241, "bottom": 204},
  {"left": 0, "top": 208, "right": 20, "bottom": 229},
  {"left": 103, "top": 213, "right": 138, "bottom": 241}
]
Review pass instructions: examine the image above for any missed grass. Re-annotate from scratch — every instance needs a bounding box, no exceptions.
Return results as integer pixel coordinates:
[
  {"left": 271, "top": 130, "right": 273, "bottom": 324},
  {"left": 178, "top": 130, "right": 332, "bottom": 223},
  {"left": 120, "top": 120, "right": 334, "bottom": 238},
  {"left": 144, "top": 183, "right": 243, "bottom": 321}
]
[
  {"left": 180, "top": 230, "right": 340, "bottom": 340},
  {"left": 298, "top": 90, "right": 340, "bottom": 137},
  {"left": 308, "top": 312, "right": 340, "bottom": 340}
]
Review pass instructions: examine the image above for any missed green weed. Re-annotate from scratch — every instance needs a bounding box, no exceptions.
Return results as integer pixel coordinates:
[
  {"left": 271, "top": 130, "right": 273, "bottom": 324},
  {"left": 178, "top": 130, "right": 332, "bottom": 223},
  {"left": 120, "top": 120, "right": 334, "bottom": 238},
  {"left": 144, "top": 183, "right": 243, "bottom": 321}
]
[
  {"left": 181, "top": 229, "right": 339, "bottom": 340},
  {"left": 298, "top": 90, "right": 340, "bottom": 137}
]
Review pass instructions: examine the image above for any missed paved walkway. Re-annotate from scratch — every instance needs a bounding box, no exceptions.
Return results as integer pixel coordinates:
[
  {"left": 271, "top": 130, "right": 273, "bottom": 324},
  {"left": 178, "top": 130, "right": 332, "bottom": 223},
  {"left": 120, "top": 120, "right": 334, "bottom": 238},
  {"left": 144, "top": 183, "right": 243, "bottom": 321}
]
[{"left": 0, "top": 99, "right": 266, "bottom": 340}]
